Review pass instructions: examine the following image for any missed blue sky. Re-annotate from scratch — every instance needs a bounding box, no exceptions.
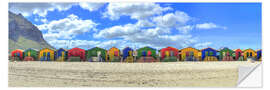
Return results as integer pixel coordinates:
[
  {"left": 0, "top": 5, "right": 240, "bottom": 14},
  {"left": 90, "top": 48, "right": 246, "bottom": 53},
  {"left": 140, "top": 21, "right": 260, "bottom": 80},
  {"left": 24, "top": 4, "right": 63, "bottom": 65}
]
[{"left": 9, "top": 3, "right": 261, "bottom": 50}]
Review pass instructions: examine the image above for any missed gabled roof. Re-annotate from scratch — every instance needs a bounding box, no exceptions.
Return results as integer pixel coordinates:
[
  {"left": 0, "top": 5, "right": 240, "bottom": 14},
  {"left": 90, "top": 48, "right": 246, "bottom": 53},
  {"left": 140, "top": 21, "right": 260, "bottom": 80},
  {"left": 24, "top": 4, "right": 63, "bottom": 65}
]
[
  {"left": 40, "top": 48, "right": 54, "bottom": 51},
  {"left": 57, "top": 48, "right": 67, "bottom": 51},
  {"left": 243, "top": 48, "right": 255, "bottom": 52},
  {"left": 200, "top": 47, "right": 217, "bottom": 51},
  {"left": 179, "top": 47, "right": 199, "bottom": 51}
]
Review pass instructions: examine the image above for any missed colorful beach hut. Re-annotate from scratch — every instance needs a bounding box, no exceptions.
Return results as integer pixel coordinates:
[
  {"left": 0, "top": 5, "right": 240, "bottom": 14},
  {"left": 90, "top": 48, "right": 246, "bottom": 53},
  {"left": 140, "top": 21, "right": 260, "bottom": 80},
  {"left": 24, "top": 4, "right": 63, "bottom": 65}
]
[
  {"left": 234, "top": 49, "right": 244, "bottom": 61},
  {"left": 86, "top": 47, "right": 107, "bottom": 62},
  {"left": 122, "top": 47, "right": 134, "bottom": 62},
  {"left": 256, "top": 49, "right": 262, "bottom": 61},
  {"left": 67, "top": 47, "right": 85, "bottom": 61},
  {"left": 23, "top": 48, "right": 38, "bottom": 61},
  {"left": 180, "top": 47, "right": 200, "bottom": 61},
  {"left": 107, "top": 47, "right": 120, "bottom": 62},
  {"left": 219, "top": 47, "right": 234, "bottom": 61},
  {"left": 136, "top": 46, "right": 157, "bottom": 62},
  {"left": 55, "top": 48, "right": 67, "bottom": 62},
  {"left": 201, "top": 47, "right": 218, "bottom": 61},
  {"left": 160, "top": 47, "right": 178, "bottom": 62},
  {"left": 11, "top": 49, "right": 24, "bottom": 61},
  {"left": 39, "top": 48, "right": 55, "bottom": 61},
  {"left": 243, "top": 48, "right": 256, "bottom": 60}
]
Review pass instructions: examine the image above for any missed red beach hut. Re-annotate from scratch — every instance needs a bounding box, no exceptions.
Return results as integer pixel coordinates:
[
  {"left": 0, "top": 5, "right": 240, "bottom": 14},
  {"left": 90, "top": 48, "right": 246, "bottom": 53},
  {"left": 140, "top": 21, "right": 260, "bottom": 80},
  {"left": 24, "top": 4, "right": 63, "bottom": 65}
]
[{"left": 68, "top": 48, "right": 85, "bottom": 61}]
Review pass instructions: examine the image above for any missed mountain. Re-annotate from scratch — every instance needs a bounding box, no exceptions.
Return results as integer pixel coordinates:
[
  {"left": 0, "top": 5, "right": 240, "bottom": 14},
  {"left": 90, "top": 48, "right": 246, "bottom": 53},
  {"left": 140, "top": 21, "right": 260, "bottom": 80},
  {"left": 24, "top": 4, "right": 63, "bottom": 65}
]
[{"left": 8, "top": 11, "right": 54, "bottom": 52}]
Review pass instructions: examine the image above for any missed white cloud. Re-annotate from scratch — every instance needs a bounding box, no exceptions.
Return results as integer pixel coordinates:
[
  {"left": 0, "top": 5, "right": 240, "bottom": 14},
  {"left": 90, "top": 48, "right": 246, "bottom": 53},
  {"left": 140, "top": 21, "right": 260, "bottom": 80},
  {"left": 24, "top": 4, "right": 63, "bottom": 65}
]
[
  {"left": 103, "top": 3, "right": 172, "bottom": 20},
  {"left": 79, "top": 2, "right": 105, "bottom": 12},
  {"left": 9, "top": 3, "right": 105, "bottom": 17},
  {"left": 177, "top": 25, "right": 194, "bottom": 34},
  {"left": 41, "top": 18, "right": 48, "bottom": 23},
  {"left": 94, "top": 23, "right": 140, "bottom": 39},
  {"left": 195, "top": 22, "right": 227, "bottom": 30},
  {"left": 153, "top": 11, "right": 191, "bottom": 28},
  {"left": 194, "top": 42, "right": 213, "bottom": 49},
  {"left": 9, "top": 3, "right": 75, "bottom": 17},
  {"left": 37, "top": 14, "right": 97, "bottom": 40}
]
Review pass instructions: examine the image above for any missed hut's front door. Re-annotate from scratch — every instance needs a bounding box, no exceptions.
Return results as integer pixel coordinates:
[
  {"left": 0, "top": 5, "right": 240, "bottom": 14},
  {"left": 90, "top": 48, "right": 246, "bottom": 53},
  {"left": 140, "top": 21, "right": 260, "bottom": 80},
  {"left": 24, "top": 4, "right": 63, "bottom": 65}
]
[
  {"left": 47, "top": 52, "right": 50, "bottom": 61},
  {"left": 186, "top": 51, "right": 195, "bottom": 61},
  {"left": 43, "top": 52, "right": 46, "bottom": 61}
]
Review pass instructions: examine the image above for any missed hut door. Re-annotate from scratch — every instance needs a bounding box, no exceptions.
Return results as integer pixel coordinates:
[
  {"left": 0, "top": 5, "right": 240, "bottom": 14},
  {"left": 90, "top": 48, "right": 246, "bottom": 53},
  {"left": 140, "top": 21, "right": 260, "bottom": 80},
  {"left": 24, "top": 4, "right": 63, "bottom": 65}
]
[
  {"left": 170, "top": 51, "right": 174, "bottom": 57},
  {"left": 114, "top": 51, "right": 118, "bottom": 56},
  {"left": 250, "top": 52, "right": 252, "bottom": 57},
  {"left": 62, "top": 52, "right": 65, "bottom": 61},
  {"left": 47, "top": 52, "right": 50, "bottom": 61},
  {"left": 226, "top": 51, "right": 230, "bottom": 56},
  {"left": 142, "top": 51, "right": 146, "bottom": 57},
  {"left": 165, "top": 51, "right": 169, "bottom": 57},
  {"left": 147, "top": 51, "right": 152, "bottom": 56},
  {"left": 28, "top": 52, "right": 31, "bottom": 57},
  {"left": 43, "top": 52, "right": 46, "bottom": 61},
  {"left": 186, "top": 52, "right": 189, "bottom": 57},
  {"left": 246, "top": 52, "right": 249, "bottom": 57},
  {"left": 97, "top": 51, "right": 101, "bottom": 61}
]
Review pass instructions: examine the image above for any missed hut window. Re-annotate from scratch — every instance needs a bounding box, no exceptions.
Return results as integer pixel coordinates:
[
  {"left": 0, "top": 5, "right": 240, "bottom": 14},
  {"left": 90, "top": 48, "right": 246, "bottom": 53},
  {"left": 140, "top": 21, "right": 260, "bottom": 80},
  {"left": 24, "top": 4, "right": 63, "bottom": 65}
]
[
  {"left": 210, "top": 51, "right": 213, "bottom": 56},
  {"left": 205, "top": 51, "right": 208, "bottom": 56}
]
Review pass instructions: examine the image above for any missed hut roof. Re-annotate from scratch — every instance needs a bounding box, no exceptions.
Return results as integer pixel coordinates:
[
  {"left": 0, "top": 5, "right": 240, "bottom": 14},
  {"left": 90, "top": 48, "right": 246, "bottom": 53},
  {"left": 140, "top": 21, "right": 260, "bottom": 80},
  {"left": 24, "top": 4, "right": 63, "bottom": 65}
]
[
  {"left": 138, "top": 46, "right": 156, "bottom": 50},
  {"left": 87, "top": 47, "right": 106, "bottom": 51},
  {"left": 179, "top": 47, "right": 199, "bottom": 51},
  {"left": 256, "top": 49, "right": 262, "bottom": 52},
  {"left": 200, "top": 47, "right": 217, "bottom": 51},
  {"left": 243, "top": 48, "right": 255, "bottom": 52}
]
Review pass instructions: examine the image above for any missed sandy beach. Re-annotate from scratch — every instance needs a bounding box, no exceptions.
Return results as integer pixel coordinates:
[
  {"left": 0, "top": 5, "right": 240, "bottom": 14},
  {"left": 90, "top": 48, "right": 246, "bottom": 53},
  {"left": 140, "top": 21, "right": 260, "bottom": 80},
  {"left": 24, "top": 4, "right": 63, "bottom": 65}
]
[{"left": 8, "top": 61, "right": 260, "bottom": 87}]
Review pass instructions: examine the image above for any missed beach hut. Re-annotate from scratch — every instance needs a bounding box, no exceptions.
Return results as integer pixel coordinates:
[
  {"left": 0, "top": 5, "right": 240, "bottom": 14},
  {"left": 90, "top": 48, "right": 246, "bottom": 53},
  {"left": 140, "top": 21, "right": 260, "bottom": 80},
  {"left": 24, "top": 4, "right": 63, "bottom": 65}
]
[
  {"left": 256, "top": 49, "right": 262, "bottom": 61},
  {"left": 23, "top": 48, "right": 38, "bottom": 61},
  {"left": 201, "top": 47, "right": 218, "bottom": 61},
  {"left": 39, "top": 48, "right": 55, "bottom": 61},
  {"left": 55, "top": 48, "right": 67, "bottom": 62},
  {"left": 11, "top": 49, "right": 24, "bottom": 61},
  {"left": 180, "top": 47, "right": 200, "bottom": 61},
  {"left": 234, "top": 49, "right": 244, "bottom": 61},
  {"left": 136, "top": 46, "right": 157, "bottom": 62},
  {"left": 122, "top": 47, "right": 134, "bottom": 62},
  {"left": 86, "top": 47, "right": 107, "bottom": 62},
  {"left": 160, "top": 46, "right": 178, "bottom": 62},
  {"left": 67, "top": 47, "right": 85, "bottom": 61},
  {"left": 107, "top": 47, "right": 120, "bottom": 62},
  {"left": 243, "top": 48, "right": 256, "bottom": 60},
  {"left": 219, "top": 47, "right": 234, "bottom": 61}
]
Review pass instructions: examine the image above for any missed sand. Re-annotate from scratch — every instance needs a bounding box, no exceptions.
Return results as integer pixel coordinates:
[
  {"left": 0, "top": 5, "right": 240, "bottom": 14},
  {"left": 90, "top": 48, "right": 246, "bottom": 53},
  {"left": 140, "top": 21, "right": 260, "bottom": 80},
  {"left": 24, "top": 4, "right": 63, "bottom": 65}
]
[{"left": 8, "top": 61, "right": 260, "bottom": 87}]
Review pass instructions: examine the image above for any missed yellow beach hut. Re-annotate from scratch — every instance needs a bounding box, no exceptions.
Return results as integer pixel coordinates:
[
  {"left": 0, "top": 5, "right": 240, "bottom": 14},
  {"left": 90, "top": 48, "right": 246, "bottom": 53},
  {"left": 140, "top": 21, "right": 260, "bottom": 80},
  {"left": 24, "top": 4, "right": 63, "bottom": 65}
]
[
  {"left": 243, "top": 48, "right": 256, "bottom": 60},
  {"left": 107, "top": 47, "right": 120, "bottom": 62},
  {"left": 39, "top": 48, "right": 55, "bottom": 61},
  {"left": 180, "top": 47, "right": 200, "bottom": 61}
]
